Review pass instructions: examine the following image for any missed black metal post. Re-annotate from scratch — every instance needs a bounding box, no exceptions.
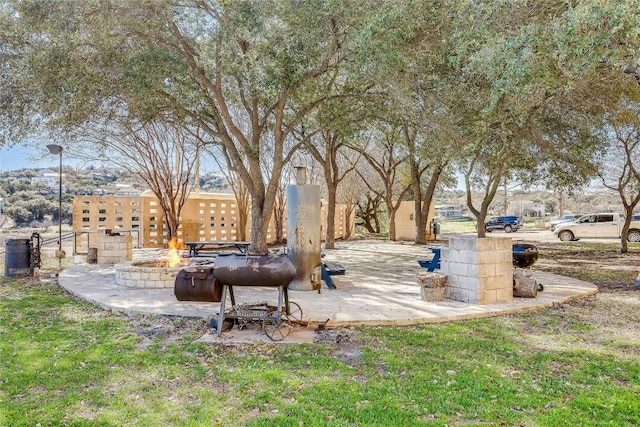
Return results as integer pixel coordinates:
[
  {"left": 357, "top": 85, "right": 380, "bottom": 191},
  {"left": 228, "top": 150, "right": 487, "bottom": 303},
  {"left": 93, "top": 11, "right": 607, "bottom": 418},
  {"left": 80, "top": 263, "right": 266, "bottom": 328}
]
[
  {"left": 58, "top": 150, "right": 62, "bottom": 253},
  {"left": 47, "top": 144, "right": 64, "bottom": 259}
]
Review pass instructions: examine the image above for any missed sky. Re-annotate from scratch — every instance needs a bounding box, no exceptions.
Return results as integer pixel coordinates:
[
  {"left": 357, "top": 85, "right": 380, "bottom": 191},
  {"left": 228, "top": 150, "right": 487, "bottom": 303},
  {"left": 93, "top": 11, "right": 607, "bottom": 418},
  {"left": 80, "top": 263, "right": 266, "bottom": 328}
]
[
  {"left": 0, "top": 144, "right": 63, "bottom": 172},
  {"left": 0, "top": 143, "right": 220, "bottom": 174}
]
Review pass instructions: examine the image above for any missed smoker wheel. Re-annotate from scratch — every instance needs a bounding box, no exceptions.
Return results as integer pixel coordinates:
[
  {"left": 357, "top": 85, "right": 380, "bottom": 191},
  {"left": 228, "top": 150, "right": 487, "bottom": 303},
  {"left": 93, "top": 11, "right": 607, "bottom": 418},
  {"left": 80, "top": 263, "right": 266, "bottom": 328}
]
[
  {"left": 286, "top": 302, "right": 303, "bottom": 323},
  {"left": 263, "top": 315, "right": 290, "bottom": 341}
]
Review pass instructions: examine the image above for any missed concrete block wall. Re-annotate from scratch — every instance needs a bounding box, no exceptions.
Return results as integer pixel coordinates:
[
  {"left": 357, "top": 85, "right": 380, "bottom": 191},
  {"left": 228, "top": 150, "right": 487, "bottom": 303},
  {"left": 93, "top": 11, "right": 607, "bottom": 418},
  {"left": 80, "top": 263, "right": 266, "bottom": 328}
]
[
  {"left": 440, "top": 236, "right": 512, "bottom": 304},
  {"left": 97, "top": 232, "right": 133, "bottom": 264},
  {"left": 115, "top": 263, "right": 179, "bottom": 288}
]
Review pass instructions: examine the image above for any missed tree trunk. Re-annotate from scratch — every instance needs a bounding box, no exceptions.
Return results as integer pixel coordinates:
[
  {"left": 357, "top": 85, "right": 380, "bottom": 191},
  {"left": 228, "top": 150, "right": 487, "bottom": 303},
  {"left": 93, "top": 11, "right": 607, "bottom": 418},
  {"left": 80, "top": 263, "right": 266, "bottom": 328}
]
[
  {"left": 415, "top": 204, "right": 428, "bottom": 244},
  {"left": 414, "top": 167, "right": 443, "bottom": 244},
  {"left": 620, "top": 205, "right": 636, "bottom": 254},
  {"left": 273, "top": 185, "right": 286, "bottom": 244},
  {"left": 344, "top": 203, "right": 354, "bottom": 238},
  {"left": 388, "top": 207, "right": 397, "bottom": 241},
  {"left": 558, "top": 191, "right": 564, "bottom": 216},
  {"left": 166, "top": 215, "right": 180, "bottom": 242},
  {"left": 621, "top": 220, "right": 629, "bottom": 253},
  {"left": 476, "top": 209, "right": 488, "bottom": 238},
  {"left": 411, "top": 160, "right": 426, "bottom": 244},
  {"left": 373, "top": 211, "right": 381, "bottom": 234},
  {"left": 249, "top": 196, "right": 270, "bottom": 254},
  {"left": 324, "top": 183, "right": 337, "bottom": 249}
]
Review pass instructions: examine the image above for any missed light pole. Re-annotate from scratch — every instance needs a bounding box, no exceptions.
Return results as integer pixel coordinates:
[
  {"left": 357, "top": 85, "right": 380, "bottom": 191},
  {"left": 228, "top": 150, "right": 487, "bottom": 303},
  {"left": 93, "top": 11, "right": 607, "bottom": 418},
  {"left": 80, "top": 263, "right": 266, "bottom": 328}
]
[{"left": 47, "top": 144, "right": 65, "bottom": 259}]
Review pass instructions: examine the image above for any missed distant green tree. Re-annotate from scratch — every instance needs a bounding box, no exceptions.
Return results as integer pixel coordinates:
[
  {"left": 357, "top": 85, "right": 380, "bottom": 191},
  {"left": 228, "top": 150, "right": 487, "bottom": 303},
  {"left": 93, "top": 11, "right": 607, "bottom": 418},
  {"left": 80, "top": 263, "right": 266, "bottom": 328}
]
[
  {"left": 4, "top": 205, "right": 31, "bottom": 225},
  {"left": 5, "top": 179, "right": 30, "bottom": 194},
  {"left": 23, "top": 196, "right": 51, "bottom": 221}
]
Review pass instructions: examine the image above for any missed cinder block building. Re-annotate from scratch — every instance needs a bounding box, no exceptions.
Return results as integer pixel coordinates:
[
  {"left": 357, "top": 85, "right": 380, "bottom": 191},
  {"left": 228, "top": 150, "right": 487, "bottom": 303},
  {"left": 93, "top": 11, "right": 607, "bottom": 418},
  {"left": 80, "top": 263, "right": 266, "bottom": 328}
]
[
  {"left": 72, "top": 190, "right": 352, "bottom": 250},
  {"left": 394, "top": 200, "right": 437, "bottom": 241}
]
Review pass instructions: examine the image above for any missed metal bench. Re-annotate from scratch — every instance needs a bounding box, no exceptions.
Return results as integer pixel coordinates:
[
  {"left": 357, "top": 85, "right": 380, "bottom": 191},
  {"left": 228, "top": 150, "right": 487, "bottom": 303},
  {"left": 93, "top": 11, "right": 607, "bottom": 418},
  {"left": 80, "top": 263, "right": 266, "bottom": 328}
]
[
  {"left": 323, "top": 262, "right": 345, "bottom": 275},
  {"left": 320, "top": 262, "right": 346, "bottom": 289}
]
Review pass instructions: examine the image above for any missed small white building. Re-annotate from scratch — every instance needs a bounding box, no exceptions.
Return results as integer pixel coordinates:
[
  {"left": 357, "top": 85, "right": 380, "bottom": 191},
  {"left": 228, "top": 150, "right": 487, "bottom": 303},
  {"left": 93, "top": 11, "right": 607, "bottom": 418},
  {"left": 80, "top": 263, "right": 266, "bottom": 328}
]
[
  {"left": 508, "top": 200, "right": 545, "bottom": 217},
  {"left": 31, "top": 169, "right": 66, "bottom": 192},
  {"left": 435, "top": 204, "right": 464, "bottom": 219}
]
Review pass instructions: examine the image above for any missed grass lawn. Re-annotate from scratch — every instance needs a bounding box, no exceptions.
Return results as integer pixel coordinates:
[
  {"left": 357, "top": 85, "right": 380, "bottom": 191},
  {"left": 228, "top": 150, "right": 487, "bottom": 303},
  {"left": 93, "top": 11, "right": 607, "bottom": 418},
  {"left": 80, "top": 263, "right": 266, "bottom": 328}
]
[{"left": 1, "top": 244, "right": 640, "bottom": 426}]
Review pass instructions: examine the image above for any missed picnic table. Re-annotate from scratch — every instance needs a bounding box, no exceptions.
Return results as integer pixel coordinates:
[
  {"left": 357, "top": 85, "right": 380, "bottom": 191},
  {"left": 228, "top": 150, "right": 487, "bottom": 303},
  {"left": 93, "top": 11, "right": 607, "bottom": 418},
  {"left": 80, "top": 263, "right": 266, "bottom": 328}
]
[{"left": 185, "top": 241, "right": 251, "bottom": 257}]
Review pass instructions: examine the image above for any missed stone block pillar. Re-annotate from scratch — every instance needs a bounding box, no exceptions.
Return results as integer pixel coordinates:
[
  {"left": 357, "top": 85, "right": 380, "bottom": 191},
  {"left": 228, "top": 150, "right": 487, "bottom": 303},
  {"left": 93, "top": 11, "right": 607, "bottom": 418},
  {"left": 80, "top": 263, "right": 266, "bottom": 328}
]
[
  {"left": 96, "top": 231, "right": 133, "bottom": 264},
  {"left": 440, "top": 236, "right": 512, "bottom": 304}
]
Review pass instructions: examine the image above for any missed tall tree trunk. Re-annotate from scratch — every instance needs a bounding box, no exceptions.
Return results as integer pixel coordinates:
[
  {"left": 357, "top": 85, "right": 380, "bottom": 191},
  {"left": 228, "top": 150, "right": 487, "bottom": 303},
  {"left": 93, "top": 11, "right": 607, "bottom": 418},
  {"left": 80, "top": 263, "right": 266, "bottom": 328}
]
[
  {"left": 423, "top": 168, "right": 443, "bottom": 242},
  {"left": 558, "top": 191, "right": 564, "bottom": 216},
  {"left": 274, "top": 184, "right": 286, "bottom": 244},
  {"left": 325, "top": 184, "right": 337, "bottom": 249},
  {"left": 386, "top": 193, "right": 410, "bottom": 241},
  {"left": 249, "top": 193, "right": 270, "bottom": 254},
  {"left": 344, "top": 203, "right": 355, "bottom": 238},
  {"left": 388, "top": 207, "right": 397, "bottom": 241}
]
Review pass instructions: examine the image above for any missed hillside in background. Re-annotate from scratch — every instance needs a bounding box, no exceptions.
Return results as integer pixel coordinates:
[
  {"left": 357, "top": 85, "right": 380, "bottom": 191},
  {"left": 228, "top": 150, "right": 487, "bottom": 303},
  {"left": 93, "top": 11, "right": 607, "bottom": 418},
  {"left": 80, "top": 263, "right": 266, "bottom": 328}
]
[
  {"left": 0, "top": 164, "right": 625, "bottom": 232},
  {"left": 432, "top": 187, "right": 623, "bottom": 219},
  {"left": 0, "top": 166, "right": 229, "bottom": 228}
]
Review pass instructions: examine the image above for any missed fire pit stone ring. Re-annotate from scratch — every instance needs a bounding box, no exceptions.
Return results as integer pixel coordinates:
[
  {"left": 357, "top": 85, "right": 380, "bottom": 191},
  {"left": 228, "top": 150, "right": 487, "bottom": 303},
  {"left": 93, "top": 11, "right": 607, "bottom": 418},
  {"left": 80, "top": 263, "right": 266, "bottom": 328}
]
[{"left": 115, "top": 261, "right": 184, "bottom": 288}]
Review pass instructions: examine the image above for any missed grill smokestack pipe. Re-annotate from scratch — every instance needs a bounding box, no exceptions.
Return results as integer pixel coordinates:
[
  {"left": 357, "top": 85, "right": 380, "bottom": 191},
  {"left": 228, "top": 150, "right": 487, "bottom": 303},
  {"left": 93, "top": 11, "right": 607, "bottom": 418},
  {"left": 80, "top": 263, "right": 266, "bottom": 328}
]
[
  {"left": 287, "top": 166, "right": 322, "bottom": 291},
  {"left": 295, "top": 166, "right": 307, "bottom": 185}
]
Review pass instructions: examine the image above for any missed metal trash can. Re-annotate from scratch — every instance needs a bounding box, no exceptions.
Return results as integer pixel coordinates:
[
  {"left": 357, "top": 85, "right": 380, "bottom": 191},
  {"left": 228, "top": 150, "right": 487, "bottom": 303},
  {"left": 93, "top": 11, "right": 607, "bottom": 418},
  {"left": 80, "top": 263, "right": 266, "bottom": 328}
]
[
  {"left": 5, "top": 239, "right": 33, "bottom": 277},
  {"left": 87, "top": 247, "right": 98, "bottom": 264}
]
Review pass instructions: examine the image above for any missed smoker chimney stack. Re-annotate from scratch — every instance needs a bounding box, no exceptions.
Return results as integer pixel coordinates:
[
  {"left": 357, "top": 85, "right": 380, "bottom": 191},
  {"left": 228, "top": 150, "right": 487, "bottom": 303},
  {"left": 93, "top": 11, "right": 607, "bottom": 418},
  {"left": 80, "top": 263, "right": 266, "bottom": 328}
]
[
  {"left": 295, "top": 166, "right": 307, "bottom": 185},
  {"left": 287, "top": 166, "right": 322, "bottom": 291}
]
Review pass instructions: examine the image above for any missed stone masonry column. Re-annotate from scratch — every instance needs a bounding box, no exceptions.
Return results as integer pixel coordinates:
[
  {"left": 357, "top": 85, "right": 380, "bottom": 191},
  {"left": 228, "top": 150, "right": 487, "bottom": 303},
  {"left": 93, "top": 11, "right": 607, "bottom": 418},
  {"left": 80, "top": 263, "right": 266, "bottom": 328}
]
[
  {"left": 97, "top": 231, "right": 133, "bottom": 264},
  {"left": 440, "top": 236, "right": 512, "bottom": 304}
]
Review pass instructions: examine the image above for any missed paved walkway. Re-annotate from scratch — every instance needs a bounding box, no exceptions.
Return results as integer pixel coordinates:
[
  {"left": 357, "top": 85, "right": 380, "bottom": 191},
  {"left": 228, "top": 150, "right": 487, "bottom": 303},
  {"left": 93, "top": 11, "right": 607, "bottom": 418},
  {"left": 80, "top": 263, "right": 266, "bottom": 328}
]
[{"left": 58, "top": 240, "right": 598, "bottom": 329}]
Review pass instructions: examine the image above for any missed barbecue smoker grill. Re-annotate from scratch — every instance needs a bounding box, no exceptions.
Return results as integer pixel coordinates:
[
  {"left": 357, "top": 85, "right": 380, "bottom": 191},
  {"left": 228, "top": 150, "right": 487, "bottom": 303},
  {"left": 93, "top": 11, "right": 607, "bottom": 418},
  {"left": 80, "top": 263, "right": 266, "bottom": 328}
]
[
  {"left": 211, "top": 253, "right": 301, "bottom": 340},
  {"left": 512, "top": 243, "right": 538, "bottom": 269},
  {"left": 176, "top": 167, "right": 322, "bottom": 341}
]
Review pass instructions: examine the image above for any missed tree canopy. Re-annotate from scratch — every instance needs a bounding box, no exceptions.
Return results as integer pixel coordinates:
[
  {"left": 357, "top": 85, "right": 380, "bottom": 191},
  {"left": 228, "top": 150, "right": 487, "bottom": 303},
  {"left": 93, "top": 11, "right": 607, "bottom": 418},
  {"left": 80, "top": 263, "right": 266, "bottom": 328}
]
[{"left": 2, "top": 0, "right": 640, "bottom": 245}]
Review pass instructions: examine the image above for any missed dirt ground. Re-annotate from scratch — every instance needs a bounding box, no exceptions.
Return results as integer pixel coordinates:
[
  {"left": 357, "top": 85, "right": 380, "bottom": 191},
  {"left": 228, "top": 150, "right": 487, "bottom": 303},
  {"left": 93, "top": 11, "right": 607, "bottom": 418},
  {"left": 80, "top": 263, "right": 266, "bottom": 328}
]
[{"left": 532, "top": 242, "right": 640, "bottom": 292}]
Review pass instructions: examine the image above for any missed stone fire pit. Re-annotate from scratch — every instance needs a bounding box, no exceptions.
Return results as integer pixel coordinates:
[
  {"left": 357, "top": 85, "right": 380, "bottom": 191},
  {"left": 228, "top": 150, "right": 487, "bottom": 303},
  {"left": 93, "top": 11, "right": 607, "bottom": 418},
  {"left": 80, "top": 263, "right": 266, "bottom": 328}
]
[{"left": 115, "top": 260, "right": 189, "bottom": 288}]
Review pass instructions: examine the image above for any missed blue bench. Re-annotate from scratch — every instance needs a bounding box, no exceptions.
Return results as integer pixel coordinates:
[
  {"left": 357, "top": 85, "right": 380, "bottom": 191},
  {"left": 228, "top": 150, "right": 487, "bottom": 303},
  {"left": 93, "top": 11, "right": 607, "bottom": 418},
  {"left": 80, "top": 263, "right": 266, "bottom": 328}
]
[
  {"left": 323, "top": 262, "right": 345, "bottom": 275},
  {"left": 417, "top": 247, "right": 441, "bottom": 272},
  {"left": 320, "top": 262, "right": 345, "bottom": 289}
]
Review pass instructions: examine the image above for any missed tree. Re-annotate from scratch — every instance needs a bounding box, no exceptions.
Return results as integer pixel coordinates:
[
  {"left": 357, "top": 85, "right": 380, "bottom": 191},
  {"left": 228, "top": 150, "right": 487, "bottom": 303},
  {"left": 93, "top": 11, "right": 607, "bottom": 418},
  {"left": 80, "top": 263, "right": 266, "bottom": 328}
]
[
  {"left": 595, "top": 76, "right": 640, "bottom": 252},
  {"left": 302, "top": 130, "right": 358, "bottom": 248},
  {"left": 356, "top": 192, "right": 384, "bottom": 234},
  {"left": 73, "top": 115, "right": 199, "bottom": 242},
  {"left": 444, "top": 1, "right": 619, "bottom": 236},
  {"left": 361, "top": 0, "right": 461, "bottom": 244},
  {"left": 150, "top": 1, "right": 376, "bottom": 252},
  {"left": 349, "top": 124, "right": 411, "bottom": 240},
  {"left": 207, "top": 145, "right": 250, "bottom": 242},
  {"left": 0, "top": 0, "right": 375, "bottom": 253},
  {"left": 4, "top": 205, "right": 31, "bottom": 225},
  {"left": 336, "top": 154, "right": 369, "bottom": 239}
]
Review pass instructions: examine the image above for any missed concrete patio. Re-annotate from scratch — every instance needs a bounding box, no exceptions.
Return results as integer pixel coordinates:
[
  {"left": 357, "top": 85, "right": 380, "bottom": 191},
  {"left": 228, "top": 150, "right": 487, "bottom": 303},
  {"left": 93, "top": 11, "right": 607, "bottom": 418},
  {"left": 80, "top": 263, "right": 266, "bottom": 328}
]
[{"left": 58, "top": 239, "right": 598, "bottom": 330}]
